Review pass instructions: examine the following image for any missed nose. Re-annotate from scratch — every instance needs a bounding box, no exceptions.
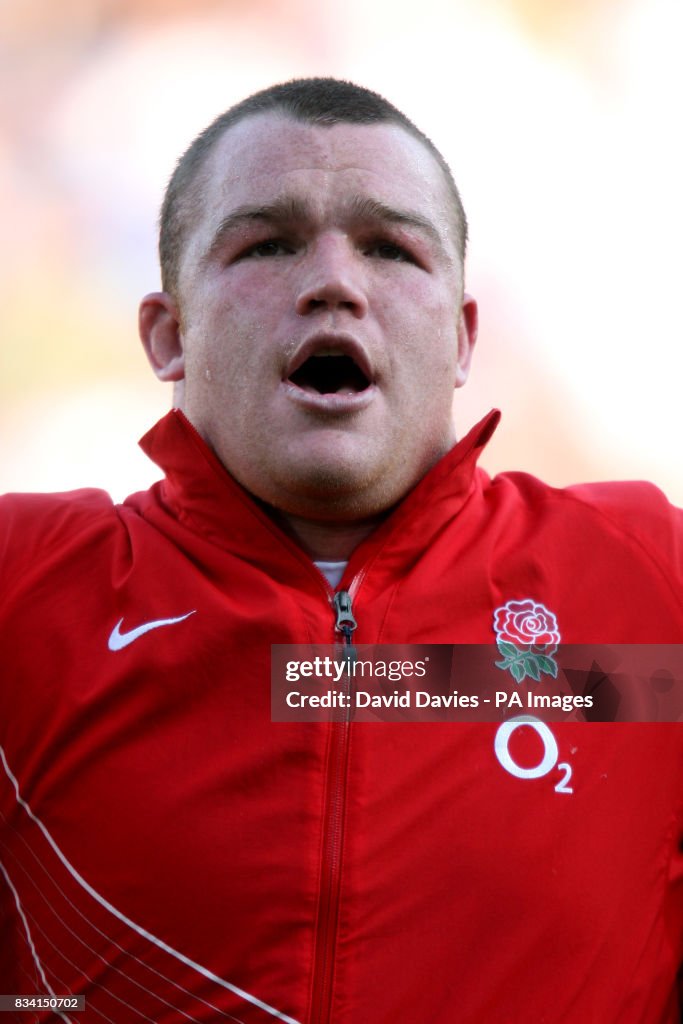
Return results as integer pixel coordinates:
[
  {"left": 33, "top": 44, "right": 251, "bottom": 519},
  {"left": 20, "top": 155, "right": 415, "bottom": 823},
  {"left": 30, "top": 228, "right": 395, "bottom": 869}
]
[{"left": 294, "top": 235, "right": 368, "bottom": 318}]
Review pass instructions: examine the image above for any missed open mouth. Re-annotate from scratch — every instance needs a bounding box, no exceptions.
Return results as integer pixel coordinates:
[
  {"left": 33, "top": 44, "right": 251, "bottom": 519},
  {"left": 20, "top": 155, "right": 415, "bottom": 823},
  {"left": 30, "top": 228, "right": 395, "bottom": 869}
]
[{"left": 288, "top": 354, "right": 371, "bottom": 395}]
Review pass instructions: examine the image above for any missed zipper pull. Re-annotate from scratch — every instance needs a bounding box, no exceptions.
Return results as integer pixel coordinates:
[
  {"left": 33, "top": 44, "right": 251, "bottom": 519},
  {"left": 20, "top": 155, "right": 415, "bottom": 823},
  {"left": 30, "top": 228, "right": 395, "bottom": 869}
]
[{"left": 333, "top": 589, "right": 357, "bottom": 647}]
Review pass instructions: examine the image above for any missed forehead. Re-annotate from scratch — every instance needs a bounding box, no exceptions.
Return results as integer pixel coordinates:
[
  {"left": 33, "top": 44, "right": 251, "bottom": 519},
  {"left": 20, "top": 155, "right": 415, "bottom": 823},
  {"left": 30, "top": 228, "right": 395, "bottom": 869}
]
[{"left": 184, "top": 112, "right": 459, "bottom": 256}]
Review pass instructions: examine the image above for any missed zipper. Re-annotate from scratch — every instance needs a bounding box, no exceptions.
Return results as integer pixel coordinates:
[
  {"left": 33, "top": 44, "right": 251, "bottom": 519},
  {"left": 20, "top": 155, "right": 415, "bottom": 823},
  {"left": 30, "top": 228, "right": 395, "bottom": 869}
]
[
  {"left": 333, "top": 589, "right": 357, "bottom": 661},
  {"left": 309, "top": 588, "right": 358, "bottom": 1024}
]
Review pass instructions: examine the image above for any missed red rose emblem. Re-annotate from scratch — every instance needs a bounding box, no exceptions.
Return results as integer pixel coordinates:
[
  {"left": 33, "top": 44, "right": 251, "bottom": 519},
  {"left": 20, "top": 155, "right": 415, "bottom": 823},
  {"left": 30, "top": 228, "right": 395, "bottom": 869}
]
[{"left": 493, "top": 599, "right": 560, "bottom": 652}]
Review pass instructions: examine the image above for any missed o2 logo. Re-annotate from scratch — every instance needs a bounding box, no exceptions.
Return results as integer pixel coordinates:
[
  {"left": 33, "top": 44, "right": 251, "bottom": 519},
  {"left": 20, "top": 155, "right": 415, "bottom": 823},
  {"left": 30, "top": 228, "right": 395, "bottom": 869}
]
[{"left": 494, "top": 716, "right": 574, "bottom": 795}]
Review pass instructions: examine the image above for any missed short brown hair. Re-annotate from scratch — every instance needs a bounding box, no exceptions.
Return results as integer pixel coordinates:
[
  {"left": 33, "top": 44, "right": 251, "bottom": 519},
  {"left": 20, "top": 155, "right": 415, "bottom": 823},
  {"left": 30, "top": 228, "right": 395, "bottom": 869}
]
[{"left": 159, "top": 77, "right": 468, "bottom": 296}]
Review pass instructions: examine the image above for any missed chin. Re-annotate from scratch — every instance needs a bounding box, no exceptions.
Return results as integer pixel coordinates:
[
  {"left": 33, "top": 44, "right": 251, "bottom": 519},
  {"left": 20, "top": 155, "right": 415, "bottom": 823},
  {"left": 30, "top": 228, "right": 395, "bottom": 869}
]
[
  {"left": 256, "top": 452, "right": 413, "bottom": 522},
  {"left": 280, "top": 459, "right": 371, "bottom": 502}
]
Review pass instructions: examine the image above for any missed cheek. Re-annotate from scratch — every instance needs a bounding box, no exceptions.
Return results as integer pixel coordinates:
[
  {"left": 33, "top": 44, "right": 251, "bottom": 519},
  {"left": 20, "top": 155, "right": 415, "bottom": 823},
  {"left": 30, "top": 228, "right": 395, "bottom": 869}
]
[
  {"left": 424, "top": 301, "right": 461, "bottom": 376},
  {"left": 389, "top": 310, "right": 460, "bottom": 381},
  {"left": 183, "top": 296, "right": 264, "bottom": 378},
  {"left": 379, "top": 275, "right": 458, "bottom": 345},
  {"left": 227, "top": 263, "right": 296, "bottom": 311}
]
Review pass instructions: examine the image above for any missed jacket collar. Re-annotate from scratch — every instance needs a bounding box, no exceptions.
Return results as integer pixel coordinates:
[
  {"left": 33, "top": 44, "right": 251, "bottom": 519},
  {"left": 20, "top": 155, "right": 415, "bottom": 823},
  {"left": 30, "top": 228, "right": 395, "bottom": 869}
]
[{"left": 138, "top": 408, "right": 500, "bottom": 579}]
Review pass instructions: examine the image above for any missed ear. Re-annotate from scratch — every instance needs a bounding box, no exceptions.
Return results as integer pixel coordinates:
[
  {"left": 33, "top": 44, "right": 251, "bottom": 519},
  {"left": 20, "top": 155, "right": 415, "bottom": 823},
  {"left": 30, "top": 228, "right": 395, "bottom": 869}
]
[
  {"left": 454, "top": 292, "right": 478, "bottom": 388},
  {"left": 138, "top": 292, "right": 185, "bottom": 382}
]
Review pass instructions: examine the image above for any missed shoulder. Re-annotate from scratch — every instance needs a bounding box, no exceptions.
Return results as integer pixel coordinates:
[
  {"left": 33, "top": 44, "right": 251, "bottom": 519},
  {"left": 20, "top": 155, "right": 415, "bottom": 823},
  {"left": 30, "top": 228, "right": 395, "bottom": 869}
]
[
  {"left": 0, "top": 486, "right": 117, "bottom": 535},
  {"left": 485, "top": 470, "right": 682, "bottom": 589},
  {"left": 561, "top": 478, "right": 682, "bottom": 539},
  {"left": 0, "top": 488, "right": 119, "bottom": 588},
  {"left": 487, "top": 469, "right": 679, "bottom": 528}
]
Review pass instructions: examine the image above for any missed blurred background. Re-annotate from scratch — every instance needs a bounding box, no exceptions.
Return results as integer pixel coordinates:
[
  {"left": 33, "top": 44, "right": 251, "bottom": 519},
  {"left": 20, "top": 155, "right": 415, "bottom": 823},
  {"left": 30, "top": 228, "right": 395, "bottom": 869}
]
[{"left": 1, "top": 0, "right": 681, "bottom": 503}]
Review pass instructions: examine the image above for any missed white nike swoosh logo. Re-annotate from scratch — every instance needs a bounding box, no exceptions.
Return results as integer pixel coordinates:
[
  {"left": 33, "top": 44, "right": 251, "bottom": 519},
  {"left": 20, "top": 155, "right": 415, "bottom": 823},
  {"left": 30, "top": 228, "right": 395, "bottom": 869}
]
[{"left": 108, "top": 611, "right": 196, "bottom": 651}]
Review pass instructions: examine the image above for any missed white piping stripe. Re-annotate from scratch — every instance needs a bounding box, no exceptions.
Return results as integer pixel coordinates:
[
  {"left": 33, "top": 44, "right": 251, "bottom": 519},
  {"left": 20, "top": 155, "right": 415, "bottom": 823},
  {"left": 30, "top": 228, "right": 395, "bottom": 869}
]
[
  {"left": 0, "top": 835, "right": 201, "bottom": 1023},
  {"left": 0, "top": 860, "right": 73, "bottom": 1024},
  {"left": 17, "top": 959, "right": 43, "bottom": 1024},
  {"left": 0, "top": 809, "right": 236, "bottom": 1020},
  {"left": 17, "top": 933, "right": 117, "bottom": 1024},
  {"left": 14, "top": 892, "right": 157, "bottom": 1024},
  {"left": 1, "top": 831, "right": 249, "bottom": 1024},
  {"left": 1, "top": 746, "right": 301, "bottom": 1024}
]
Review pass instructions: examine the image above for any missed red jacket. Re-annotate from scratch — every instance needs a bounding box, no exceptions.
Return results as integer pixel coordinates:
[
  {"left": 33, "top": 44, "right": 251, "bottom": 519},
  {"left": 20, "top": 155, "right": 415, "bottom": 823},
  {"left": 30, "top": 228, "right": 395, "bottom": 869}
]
[{"left": 1, "top": 408, "right": 683, "bottom": 1024}]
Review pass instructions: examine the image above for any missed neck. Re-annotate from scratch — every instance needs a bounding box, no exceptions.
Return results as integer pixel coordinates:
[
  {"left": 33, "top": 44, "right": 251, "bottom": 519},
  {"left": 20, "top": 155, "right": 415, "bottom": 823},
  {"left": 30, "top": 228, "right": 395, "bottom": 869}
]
[{"left": 270, "top": 509, "right": 387, "bottom": 561}]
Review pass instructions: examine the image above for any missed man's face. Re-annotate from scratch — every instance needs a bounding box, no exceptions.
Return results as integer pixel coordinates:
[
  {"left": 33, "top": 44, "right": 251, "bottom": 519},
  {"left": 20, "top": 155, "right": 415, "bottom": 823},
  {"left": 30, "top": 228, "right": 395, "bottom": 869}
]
[{"left": 145, "top": 113, "right": 476, "bottom": 520}]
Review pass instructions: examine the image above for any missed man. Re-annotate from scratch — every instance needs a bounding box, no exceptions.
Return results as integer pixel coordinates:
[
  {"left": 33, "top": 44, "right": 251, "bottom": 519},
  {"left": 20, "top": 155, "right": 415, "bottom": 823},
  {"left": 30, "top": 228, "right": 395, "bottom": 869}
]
[
  {"left": 140, "top": 78, "right": 477, "bottom": 561},
  {"left": 1, "top": 78, "right": 682, "bottom": 1024}
]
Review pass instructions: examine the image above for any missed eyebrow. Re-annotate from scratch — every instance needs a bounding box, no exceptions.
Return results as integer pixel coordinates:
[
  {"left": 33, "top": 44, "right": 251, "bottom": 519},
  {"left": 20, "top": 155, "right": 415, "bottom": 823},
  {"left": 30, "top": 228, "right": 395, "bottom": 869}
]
[
  {"left": 346, "top": 196, "right": 444, "bottom": 248},
  {"left": 201, "top": 193, "right": 446, "bottom": 264},
  {"left": 201, "top": 197, "right": 311, "bottom": 265}
]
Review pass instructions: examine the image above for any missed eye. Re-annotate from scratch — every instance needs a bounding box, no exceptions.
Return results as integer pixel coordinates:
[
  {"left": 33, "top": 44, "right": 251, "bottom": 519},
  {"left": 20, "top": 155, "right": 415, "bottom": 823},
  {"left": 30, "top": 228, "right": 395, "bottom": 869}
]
[
  {"left": 242, "top": 239, "right": 294, "bottom": 259},
  {"left": 365, "top": 241, "right": 414, "bottom": 262}
]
